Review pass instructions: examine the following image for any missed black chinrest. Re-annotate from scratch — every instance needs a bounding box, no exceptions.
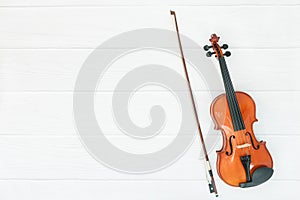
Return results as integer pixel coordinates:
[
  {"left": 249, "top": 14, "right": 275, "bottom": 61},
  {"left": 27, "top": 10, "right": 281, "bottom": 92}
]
[{"left": 239, "top": 167, "right": 274, "bottom": 188}]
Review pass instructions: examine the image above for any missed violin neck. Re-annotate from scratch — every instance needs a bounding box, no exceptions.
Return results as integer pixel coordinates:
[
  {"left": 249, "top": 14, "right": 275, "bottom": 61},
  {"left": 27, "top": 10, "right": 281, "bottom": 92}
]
[{"left": 218, "top": 57, "right": 245, "bottom": 131}]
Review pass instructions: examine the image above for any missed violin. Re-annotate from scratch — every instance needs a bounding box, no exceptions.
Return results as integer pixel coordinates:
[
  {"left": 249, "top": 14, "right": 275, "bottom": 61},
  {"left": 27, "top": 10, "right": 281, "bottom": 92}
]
[{"left": 204, "top": 34, "right": 274, "bottom": 187}]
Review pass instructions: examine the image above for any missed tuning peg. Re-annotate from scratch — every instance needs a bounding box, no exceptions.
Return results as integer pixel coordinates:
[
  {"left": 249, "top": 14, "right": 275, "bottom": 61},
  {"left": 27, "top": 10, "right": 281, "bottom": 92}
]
[
  {"left": 203, "top": 45, "right": 212, "bottom": 51},
  {"left": 224, "top": 51, "right": 231, "bottom": 57},
  {"left": 221, "top": 44, "right": 228, "bottom": 49},
  {"left": 206, "top": 51, "right": 215, "bottom": 57}
]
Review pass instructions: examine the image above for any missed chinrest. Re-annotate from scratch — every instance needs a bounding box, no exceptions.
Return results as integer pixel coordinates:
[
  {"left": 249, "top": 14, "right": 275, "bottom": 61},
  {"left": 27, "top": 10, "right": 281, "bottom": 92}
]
[{"left": 239, "top": 167, "right": 274, "bottom": 188}]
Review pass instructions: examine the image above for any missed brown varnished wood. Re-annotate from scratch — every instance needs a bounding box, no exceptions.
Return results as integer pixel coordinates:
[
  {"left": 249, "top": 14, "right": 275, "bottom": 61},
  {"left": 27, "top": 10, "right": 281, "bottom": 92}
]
[
  {"left": 210, "top": 91, "right": 273, "bottom": 186},
  {"left": 209, "top": 34, "right": 224, "bottom": 59}
]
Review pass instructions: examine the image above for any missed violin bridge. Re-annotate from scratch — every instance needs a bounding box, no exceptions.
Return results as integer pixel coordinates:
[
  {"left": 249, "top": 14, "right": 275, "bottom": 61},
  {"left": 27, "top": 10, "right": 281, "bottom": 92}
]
[{"left": 236, "top": 143, "right": 251, "bottom": 149}]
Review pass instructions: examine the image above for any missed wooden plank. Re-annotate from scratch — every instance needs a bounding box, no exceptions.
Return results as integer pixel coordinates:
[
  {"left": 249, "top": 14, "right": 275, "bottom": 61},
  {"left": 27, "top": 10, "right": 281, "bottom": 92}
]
[
  {"left": 0, "top": 92, "right": 298, "bottom": 136},
  {"left": 0, "top": 180, "right": 297, "bottom": 200},
  {"left": 0, "top": 49, "right": 298, "bottom": 91},
  {"left": 0, "top": 7, "right": 299, "bottom": 48},
  {"left": 0, "top": 0, "right": 299, "bottom": 7},
  {"left": 0, "top": 135, "right": 297, "bottom": 180}
]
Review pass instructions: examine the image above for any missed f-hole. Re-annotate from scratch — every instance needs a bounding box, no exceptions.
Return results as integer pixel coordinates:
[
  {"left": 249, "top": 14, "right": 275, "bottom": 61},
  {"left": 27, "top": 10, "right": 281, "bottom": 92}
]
[
  {"left": 226, "top": 135, "right": 236, "bottom": 156},
  {"left": 245, "top": 132, "right": 260, "bottom": 150}
]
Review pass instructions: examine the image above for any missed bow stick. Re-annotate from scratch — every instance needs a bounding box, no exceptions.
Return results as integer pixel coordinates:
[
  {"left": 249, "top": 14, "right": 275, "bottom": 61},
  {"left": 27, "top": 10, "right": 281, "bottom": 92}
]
[{"left": 170, "top": 10, "right": 218, "bottom": 197}]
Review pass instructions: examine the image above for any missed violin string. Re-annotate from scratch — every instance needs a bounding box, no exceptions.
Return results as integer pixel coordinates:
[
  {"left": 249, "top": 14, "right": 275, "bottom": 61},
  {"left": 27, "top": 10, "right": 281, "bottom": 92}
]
[
  {"left": 219, "top": 55, "right": 250, "bottom": 155},
  {"left": 226, "top": 74, "right": 250, "bottom": 155},
  {"left": 226, "top": 69, "right": 244, "bottom": 150},
  {"left": 219, "top": 58, "right": 240, "bottom": 129},
  {"left": 222, "top": 57, "right": 250, "bottom": 156},
  {"left": 218, "top": 56, "right": 242, "bottom": 147},
  {"left": 225, "top": 63, "right": 249, "bottom": 155},
  {"left": 220, "top": 57, "right": 241, "bottom": 131},
  {"left": 233, "top": 94, "right": 251, "bottom": 156},
  {"left": 218, "top": 56, "right": 239, "bottom": 147}
]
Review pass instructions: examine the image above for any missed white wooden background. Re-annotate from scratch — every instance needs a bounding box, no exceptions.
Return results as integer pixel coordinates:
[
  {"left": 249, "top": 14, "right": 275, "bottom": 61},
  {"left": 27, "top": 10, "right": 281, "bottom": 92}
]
[{"left": 0, "top": 0, "right": 299, "bottom": 199}]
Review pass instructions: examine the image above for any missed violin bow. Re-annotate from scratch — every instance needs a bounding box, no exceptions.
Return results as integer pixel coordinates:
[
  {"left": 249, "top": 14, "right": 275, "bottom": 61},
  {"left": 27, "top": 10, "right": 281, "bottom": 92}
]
[{"left": 170, "top": 10, "right": 218, "bottom": 197}]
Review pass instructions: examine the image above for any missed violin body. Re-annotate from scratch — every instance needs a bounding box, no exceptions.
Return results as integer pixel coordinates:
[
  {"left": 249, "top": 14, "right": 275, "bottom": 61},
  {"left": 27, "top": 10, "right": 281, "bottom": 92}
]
[{"left": 211, "top": 91, "right": 273, "bottom": 187}]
